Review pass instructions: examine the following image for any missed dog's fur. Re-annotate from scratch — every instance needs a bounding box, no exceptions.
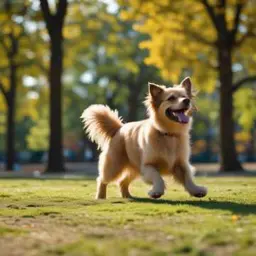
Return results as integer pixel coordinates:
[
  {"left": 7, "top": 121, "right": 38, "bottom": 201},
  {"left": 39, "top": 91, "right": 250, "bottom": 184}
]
[{"left": 81, "top": 77, "right": 207, "bottom": 199}]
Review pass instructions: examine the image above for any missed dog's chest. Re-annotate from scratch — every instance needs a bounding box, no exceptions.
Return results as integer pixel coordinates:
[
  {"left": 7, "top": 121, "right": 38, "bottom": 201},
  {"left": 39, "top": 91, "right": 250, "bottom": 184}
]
[
  {"left": 153, "top": 136, "right": 182, "bottom": 170},
  {"left": 162, "top": 136, "right": 180, "bottom": 155}
]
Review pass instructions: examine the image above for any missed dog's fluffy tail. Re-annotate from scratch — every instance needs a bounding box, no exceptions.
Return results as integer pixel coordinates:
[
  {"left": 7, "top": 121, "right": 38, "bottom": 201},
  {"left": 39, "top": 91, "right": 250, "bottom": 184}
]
[{"left": 81, "top": 104, "right": 123, "bottom": 150}]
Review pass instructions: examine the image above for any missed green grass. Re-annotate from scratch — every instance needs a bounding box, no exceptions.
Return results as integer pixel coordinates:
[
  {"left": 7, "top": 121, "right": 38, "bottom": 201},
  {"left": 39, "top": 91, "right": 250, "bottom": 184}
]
[{"left": 0, "top": 177, "right": 255, "bottom": 256}]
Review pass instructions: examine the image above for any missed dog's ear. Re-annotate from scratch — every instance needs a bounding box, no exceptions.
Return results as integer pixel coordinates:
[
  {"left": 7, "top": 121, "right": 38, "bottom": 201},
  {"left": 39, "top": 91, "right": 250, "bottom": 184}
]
[
  {"left": 148, "top": 82, "right": 164, "bottom": 98},
  {"left": 180, "top": 77, "right": 192, "bottom": 98}
]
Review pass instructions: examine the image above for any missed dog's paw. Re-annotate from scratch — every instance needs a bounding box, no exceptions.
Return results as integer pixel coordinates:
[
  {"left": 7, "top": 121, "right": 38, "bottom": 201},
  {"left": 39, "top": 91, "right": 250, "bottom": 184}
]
[
  {"left": 191, "top": 186, "right": 208, "bottom": 198},
  {"left": 148, "top": 190, "right": 164, "bottom": 199}
]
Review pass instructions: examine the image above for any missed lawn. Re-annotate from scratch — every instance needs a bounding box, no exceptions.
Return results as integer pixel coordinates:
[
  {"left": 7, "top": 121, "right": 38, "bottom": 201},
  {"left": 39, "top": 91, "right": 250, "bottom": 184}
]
[{"left": 0, "top": 177, "right": 255, "bottom": 256}]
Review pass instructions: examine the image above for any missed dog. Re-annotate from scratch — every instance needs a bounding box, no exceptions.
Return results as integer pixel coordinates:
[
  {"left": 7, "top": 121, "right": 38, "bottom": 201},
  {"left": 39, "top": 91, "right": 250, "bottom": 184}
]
[{"left": 81, "top": 77, "right": 207, "bottom": 199}]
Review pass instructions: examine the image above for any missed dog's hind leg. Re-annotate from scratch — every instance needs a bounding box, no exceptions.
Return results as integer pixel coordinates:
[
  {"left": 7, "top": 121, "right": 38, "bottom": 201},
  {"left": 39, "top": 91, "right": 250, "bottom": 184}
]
[
  {"left": 96, "top": 177, "right": 107, "bottom": 199},
  {"left": 118, "top": 171, "right": 137, "bottom": 198},
  {"left": 96, "top": 150, "right": 126, "bottom": 199}
]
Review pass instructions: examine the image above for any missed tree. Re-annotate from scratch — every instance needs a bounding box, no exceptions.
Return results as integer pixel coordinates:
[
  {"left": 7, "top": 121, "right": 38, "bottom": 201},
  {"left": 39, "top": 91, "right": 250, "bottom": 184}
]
[
  {"left": 55, "top": 2, "right": 165, "bottom": 160},
  {"left": 0, "top": 0, "right": 30, "bottom": 170},
  {"left": 39, "top": 0, "right": 68, "bottom": 172},
  {"left": 119, "top": 0, "right": 256, "bottom": 171},
  {"left": 71, "top": 4, "right": 164, "bottom": 121}
]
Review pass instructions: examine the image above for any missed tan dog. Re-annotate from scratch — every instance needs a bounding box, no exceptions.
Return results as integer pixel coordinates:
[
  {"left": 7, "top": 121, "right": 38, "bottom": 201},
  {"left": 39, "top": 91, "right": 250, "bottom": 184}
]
[{"left": 81, "top": 77, "right": 207, "bottom": 199}]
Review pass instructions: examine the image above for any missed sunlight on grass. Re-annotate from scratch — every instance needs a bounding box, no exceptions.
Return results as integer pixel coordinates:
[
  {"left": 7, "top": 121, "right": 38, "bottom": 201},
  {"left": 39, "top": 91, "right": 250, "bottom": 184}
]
[{"left": 0, "top": 177, "right": 255, "bottom": 255}]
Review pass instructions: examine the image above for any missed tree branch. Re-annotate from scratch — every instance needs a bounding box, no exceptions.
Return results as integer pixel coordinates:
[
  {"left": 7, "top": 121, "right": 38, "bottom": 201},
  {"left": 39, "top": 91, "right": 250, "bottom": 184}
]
[
  {"left": 232, "top": 75, "right": 256, "bottom": 93},
  {"left": 40, "top": 0, "right": 68, "bottom": 35},
  {"left": 230, "top": 2, "right": 244, "bottom": 44},
  {"left": 201, "top": 0, "right": 220, "bottom": 31},
  {"left": 40, "top": 0, "right": 51, "bottom": 20},
  {"left": 0, "top": 81, "right": 8, "bottom": 102},
  {"left": 39, "top": 0, "right": 53, "bottom": 34},
  {"left": 56, "top": 0, "right": 68, "bottom": 21}
]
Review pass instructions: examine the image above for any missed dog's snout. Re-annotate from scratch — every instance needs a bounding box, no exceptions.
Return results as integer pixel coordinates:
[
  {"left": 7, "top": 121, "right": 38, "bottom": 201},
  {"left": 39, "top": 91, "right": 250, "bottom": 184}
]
[{"left": 183, "top": 98, "right": 190, "bottom": 106}]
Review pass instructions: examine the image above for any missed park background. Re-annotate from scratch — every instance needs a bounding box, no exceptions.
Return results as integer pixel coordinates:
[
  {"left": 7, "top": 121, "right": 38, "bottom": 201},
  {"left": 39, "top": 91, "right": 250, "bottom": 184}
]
[
  {"left": 0, "top": 0, "right": 256, "bottom": 173},
  {"left": 0, "top": 1, "right": 256, "bottom": 256}
]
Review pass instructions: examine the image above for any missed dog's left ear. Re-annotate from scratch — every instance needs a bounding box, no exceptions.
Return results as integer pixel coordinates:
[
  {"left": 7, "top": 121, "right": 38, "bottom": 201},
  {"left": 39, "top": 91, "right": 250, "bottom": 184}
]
[
  {"left": 181, "top": 77, "right": 192, "bottom": 98},
  {"left": 148, "top": 82, "right": 164, "bottom": 98}
]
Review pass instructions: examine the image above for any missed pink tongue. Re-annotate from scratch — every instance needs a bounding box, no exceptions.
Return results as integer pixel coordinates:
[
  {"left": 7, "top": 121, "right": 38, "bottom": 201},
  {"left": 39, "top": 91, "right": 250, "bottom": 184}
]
[{"left": 176, "top": 112, "right": 189, "bottom": 123}]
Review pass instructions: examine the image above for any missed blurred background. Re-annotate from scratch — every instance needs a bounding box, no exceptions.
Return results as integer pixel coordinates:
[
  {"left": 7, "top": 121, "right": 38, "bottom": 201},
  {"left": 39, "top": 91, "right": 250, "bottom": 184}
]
[{"left": 0, "top": 0, "right": 255, "bottom": 174}]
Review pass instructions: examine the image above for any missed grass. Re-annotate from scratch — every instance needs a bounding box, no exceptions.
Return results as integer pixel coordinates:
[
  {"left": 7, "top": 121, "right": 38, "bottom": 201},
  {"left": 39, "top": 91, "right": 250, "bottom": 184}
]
[{"left": 0, "top": 177, "right": 255, "bottom": 256}]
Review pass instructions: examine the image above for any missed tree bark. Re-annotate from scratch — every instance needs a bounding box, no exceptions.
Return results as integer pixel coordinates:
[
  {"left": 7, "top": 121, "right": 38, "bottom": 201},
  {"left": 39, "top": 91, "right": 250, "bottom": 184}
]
[
  {"left": 218, "top": 46, "right": 243, "bottom": 171},
  {"left": 5, "top": 62, "right": 16, "bottom": 171},
  {"left": 127, "top": 66, "right": 148, "bottom": 122},
  {"left": 40, "top": 0, "right": 68, "bottom": 173},
  {"left": 247, "top": 121, "right": 256, "bottom": 162},
  {"left": 46, "top": 30, "right": 65, "bottom": 173},
  {"left": 127, "top": 84, "right": 139, "bottom": 122}
]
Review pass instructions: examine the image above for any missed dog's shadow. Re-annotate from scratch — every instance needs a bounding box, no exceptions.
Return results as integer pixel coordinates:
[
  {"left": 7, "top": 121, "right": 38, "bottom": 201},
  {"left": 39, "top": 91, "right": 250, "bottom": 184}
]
[{"left": 129, "top": 197, "right": 256, "bottom": 215}]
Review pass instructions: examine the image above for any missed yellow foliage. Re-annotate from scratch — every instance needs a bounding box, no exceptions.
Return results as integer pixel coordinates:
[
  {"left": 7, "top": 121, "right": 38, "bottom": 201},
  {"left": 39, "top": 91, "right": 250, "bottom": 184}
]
[
  {"left": 2, "top": 25, "right": 12, "bottom": 34},
  {"left": 119, "top": 0, "right": 256, "bottom": 91},
  {"left": 234, "top": 88, "right": 256, "bottom": 130},
  {"left": 63, "top": 25, "right": 81, "bottom": 40},
  {"left": 0, "top": 13, "right": 8, "bottom": 22},
  {"left": 17, "top": 98, "right": 39, "bottom": 122},
  {"left": 236, "top": 144, "right": 246, "bottom": 153},
  {"left": 87, "top": 19, "right": 102, "bottom": 30},
  {"left": 0, "top": 94, "right": 7, "bottom": 112},
  {"left": 1, "top": 77, "right": 10, "bottom": 91},
  {"left": 27, "top": 120, "right": 49, "bottom": 151},
  {"left": 235, "top": 131, "right": 251, "bottom": 142},
  {"left": 192, "top": 139, "right": 207, "bottom": 155}
]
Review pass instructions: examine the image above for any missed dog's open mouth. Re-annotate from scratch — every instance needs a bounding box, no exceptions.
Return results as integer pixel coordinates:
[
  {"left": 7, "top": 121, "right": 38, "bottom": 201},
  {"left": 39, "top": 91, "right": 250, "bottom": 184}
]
[{"left": 165, "top": 108, "right": 189, "bottom": 124}]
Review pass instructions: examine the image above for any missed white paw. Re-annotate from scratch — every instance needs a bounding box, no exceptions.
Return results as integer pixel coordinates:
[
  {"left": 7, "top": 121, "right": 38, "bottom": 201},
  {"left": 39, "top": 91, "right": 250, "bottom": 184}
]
[
  {"left": 148, "top": 189, "right": 164, "bottom": 199},
  {"left": 190, "top": 186, "right": 208, "bottom": 198}
]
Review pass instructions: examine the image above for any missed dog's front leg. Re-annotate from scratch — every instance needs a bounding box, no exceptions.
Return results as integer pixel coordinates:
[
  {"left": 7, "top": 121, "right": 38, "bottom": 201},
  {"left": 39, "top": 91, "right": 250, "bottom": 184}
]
[
  {"left": 141, "top": 165, "right": 165, "bottom": 199},
  {"left": 174, "top": 163, "right": 207, "bottom": 198}
]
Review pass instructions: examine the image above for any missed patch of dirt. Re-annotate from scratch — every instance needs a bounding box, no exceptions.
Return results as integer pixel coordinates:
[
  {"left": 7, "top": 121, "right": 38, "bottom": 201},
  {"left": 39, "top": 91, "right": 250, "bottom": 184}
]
[
  {"left": 7, "top": 205, "right": 26, "bottom": 210},
  {"left": 0, "top": 217, "right": 81, "bottom": 256},
  {"left": 0, "top": 215, "right": 176, "bottom": 255},
  {"left": 26, "top": 204, "right": 44, "bottom": 208}
]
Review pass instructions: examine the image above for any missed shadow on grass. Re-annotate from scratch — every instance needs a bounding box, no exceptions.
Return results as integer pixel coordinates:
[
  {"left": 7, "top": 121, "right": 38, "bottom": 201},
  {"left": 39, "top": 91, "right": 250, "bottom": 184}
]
[
  {"left": 195, "top": 170, "right": 256, "bottom": 177},
  {"left": 129, "top": 197, "right": 256, "bottom": 215}
]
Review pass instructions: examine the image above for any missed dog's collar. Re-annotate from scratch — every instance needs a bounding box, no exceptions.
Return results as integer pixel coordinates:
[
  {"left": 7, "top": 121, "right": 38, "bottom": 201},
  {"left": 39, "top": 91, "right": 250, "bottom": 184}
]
[
  {"left": 151, "top": 122, "right": 180, "bottom": 138},
  {"left": 157, "top": 130, "right": 180, "bottom": 138}
]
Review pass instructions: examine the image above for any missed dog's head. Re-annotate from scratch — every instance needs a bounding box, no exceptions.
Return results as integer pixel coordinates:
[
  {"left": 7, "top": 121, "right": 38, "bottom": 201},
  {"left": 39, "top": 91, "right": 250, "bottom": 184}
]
[{"left": 145, "top": 77, "right": 196, "bottom": 130}]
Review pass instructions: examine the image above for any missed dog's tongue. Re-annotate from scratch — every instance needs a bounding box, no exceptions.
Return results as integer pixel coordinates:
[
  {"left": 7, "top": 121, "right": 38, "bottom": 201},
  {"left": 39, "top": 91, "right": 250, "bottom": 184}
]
[{"left": 176, "top": 112, "right": 189, "bottom": 123}]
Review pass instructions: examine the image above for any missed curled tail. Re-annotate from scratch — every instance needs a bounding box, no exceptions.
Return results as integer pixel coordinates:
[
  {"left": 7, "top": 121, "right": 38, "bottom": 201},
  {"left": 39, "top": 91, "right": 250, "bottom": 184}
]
[{"left": 81, "top": 104, "right": 123, "bottom": 150}]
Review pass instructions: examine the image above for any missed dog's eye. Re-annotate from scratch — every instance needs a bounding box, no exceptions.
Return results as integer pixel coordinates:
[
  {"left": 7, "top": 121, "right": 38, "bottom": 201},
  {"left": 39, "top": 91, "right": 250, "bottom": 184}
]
[{"left": 168, "top": 95, "right": 176, "bottom": 101}]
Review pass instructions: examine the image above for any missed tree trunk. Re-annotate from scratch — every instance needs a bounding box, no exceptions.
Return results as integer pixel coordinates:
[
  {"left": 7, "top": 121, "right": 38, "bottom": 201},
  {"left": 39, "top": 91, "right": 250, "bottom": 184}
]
[
  {"left": 46, "top": 31, "right": 65, "bottom": 173},
  {"left": 127, "top": 85, "right": 139, "bottom": 122},
  {"left": 247, "top": 121, "right": 256, "bottom": 161},
  {"left": 5, "top": 63, "right": 16, "bottom": 171},
  {"left": 218, "top": 46, "right": 243, "bottom": 171}
]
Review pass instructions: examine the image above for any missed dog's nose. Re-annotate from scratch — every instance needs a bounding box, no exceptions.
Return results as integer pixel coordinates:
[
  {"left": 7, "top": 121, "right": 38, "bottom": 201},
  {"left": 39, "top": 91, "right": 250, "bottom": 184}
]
[{"left": 183, "top": 98, "right": 190, "bottom": 106}]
